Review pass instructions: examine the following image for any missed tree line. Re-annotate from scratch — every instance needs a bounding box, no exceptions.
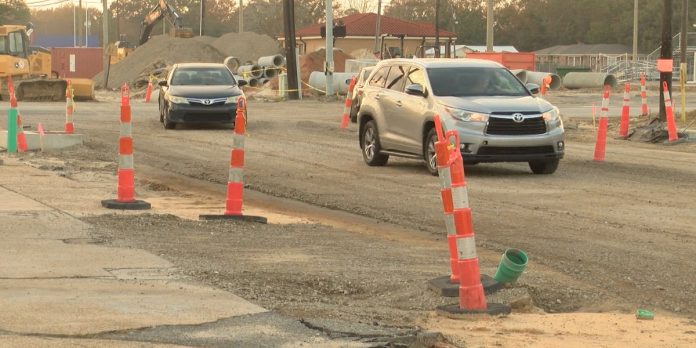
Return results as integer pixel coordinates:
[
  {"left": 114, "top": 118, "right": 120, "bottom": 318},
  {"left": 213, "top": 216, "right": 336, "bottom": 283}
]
[{"left": 0, "top": 0, "right": 692, "bottom": 53}]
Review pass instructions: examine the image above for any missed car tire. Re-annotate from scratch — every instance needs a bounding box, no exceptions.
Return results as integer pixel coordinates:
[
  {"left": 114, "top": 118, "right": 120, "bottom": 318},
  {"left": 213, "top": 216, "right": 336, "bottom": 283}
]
[
  {"left": 159, "top": 100, "right": 164, "bottom": 123},
  {"left": 163, "top": 109, "right": 175, "bottom": 130},
  {"left": 349, "top": 98, "right": 358, "bottom": 123},
  {"left": 424, "top": 128, "right": 439, "bottom": 176},
  {"left": 529, "top": 159, "right": 559, "bottom": 174},
  {"left": 361, "top": 120, "right": 389, "bottom": 166}
]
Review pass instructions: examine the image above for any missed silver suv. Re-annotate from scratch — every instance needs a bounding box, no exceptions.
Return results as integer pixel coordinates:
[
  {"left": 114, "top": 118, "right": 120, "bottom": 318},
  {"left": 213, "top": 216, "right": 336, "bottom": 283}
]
[{"left": 357, "top": 58, "right": 565, "bottom": 175}]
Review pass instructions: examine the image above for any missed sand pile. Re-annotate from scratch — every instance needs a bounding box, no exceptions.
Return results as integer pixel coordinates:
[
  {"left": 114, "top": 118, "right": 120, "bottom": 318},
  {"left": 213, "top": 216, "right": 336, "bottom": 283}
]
[
  {"left": 299, "top": 49, "right": 353, "bottom": 83},
  {"left": 94, "top": 32, "right": 281, "bottom": 89},
  {"left": 212, "top": 32, "right": 281, "bottom": 64}
]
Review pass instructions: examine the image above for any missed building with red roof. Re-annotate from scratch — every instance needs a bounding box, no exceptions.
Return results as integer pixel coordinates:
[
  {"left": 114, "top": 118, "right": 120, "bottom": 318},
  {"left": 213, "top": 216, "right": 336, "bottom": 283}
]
[{"left": 278, "top": 13, "right": 457, "bottom": 59}]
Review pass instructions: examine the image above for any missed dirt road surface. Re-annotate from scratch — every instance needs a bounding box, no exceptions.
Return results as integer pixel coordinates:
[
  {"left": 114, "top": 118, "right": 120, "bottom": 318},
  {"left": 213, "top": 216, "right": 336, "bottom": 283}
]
[{"left": 3, "top": 90, "right": 696, "bottom": 346}]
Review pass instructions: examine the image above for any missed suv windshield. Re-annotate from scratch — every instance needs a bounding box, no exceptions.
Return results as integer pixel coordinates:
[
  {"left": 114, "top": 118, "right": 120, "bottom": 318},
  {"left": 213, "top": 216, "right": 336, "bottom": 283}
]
[
  {"left": 427, "top": 67, "right": 529, "bottom": 97},
  {"left": 171, "top": 67, "right": 237, "bottom": 86}
]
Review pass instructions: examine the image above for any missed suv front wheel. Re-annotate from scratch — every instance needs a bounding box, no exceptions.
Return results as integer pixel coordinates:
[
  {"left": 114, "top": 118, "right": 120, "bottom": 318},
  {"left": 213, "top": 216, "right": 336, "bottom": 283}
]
[
  {"left": 529, "top": 159, "right": 559, "bottom": 174},
  {"left": 361, "top": 120, "right": 389, "bottom": 166},
  {"left": 424, "top": 128, "right": 439, "bottom": 176}
]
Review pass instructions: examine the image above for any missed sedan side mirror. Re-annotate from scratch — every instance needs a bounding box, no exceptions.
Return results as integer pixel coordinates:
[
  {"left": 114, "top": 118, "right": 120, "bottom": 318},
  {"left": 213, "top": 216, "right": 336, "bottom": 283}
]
[
  {"left": 526, "top": 83, "right": 540, "bottom": 95},
  {"left": 158, "top": 80, "right": 168, "bottom": 87},
  {"left": 237, "top": 79, "right": 248, "bottom": 87},
  {"left": 405, "top": 83, "right": 426, "bottom": 97}
]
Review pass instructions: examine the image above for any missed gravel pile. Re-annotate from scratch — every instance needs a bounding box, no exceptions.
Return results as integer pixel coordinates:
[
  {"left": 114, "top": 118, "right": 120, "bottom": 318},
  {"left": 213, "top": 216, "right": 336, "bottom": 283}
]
[{"left": 94, "top": 32, "right": 280, "bottom": 90}]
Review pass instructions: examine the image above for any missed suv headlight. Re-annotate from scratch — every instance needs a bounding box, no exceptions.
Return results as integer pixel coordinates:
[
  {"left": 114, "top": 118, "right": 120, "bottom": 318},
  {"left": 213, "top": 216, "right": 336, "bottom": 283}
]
[
  {"left": 542, "top": 107, "right": 563, "bottom": 128},
  {"left": 225, "top": 95, "right": 241, "bottom": 104},
  {"left": 445, "top": 107, "right": 489, "bottom": 122},
  {"left": 168, "top": 95, "right": 188, "bottom": 104}
]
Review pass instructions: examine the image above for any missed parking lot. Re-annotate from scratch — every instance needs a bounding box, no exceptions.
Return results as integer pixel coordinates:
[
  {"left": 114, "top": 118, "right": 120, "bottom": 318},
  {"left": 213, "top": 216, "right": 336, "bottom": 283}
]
[{"left": 3, "top": 90, "right": 696, "bottom": 346}]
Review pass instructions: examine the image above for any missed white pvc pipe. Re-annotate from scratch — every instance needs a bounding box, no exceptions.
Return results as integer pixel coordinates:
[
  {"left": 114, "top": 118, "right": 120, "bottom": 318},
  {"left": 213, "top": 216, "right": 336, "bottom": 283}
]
[{"left": 308, "top": 71, "right": 358, "bottom": 95}]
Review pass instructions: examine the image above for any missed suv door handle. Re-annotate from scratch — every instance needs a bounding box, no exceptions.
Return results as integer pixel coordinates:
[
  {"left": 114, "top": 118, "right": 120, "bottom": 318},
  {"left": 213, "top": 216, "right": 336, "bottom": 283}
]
[
  {"left": 375, "top": 94, "right": 382, "bottom": 100},
  {"left": 395, "top": 100, "right": 403, "bottom": 107}
]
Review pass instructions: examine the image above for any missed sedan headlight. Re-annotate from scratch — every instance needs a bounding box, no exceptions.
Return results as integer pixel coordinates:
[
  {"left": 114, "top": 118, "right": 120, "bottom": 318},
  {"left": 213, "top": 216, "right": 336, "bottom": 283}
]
[
  {"left": 445, "top": 107, "right": 489, "bottom": 122},
  {"left": 225, "top": 95, "right": 241, "bottom": 104},
  {"left": 168, "top": 95, "right": 188, "bottom": 104}
]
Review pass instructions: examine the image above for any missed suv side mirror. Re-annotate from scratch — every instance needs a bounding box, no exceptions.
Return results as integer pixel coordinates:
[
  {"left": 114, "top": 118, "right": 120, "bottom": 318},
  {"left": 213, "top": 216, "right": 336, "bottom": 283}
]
[
  {"left": 526, "top": 83, "right": 540, "bottom": 95},
  {"left": 237, "top": 79, "right": 248, "bottom": 87},
  {"left": 405, "top": 83, "right": 426, "bottom": 97},
  {"left": 158, "top": 80, "right": 168, "bottom": 87}
]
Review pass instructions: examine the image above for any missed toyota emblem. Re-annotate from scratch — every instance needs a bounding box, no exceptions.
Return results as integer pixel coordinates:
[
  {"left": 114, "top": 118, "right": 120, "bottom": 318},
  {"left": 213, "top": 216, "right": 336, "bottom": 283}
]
[
  {"left": 512, "top": 113, "right": 525, "bottom": 123},
  {"left": 203, "top": 99, "right": 212, "bottom": 105}
]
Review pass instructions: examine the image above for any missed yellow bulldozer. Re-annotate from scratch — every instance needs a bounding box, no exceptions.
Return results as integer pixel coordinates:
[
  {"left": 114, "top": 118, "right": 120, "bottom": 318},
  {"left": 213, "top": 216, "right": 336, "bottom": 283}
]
[{"left": 1, "top": 23, "right": 93, "bottom": 101}]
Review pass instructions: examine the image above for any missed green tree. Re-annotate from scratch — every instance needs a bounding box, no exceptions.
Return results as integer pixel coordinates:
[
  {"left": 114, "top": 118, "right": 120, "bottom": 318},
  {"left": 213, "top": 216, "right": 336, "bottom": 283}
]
[{"left": 0, "top": 0, "right": 31, "bottom": 25}]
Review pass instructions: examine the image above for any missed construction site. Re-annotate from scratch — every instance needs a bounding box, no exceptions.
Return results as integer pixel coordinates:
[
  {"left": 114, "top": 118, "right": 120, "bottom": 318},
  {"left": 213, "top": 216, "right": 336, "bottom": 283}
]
[{"left": 2, "top": 0, "right": 696, "bottom": 347}]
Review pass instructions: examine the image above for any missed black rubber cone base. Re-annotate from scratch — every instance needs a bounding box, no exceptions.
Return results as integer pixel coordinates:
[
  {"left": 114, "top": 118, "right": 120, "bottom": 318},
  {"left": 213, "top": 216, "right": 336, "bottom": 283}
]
[
  {"left": 199, "top": 214, "right": 268, "bottom": 224},
  {"left": 429, "top": 275, "right": 503, "bottom": 297},
  {"left": 101, "top": 199, "right": 151, "bottom": 210},
  {"left": 436, "top": 302, "right": 511, "bottom": 318}
]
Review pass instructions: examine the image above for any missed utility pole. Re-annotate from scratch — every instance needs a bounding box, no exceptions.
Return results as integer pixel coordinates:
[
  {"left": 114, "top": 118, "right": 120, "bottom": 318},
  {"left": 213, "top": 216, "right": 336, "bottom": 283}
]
[
  {"left": 486, "top": 0, "right": 493, "bottom": 52},
  {"left": 325, "top": 0, "right": 334, "bottom": 96},
  {"left": 283, "top": 0, "right": 299, "bottom": 100},
  {"left": 680, "top": 0, "right": 687, "bottom": 122},
  {"left": 78, "top": 0, "right": 83, "bottom": 47},
  {"left": 435, "top": 0, "right": 440, "bottom": 58},
  {"left": 239, "top": 0, "right": 244, "bottom": 33},
  {"left": 102, "top": 0, "right": 110, "bottom": 89},
  {"left": 373, "top": 0, "right": 382, "bottom": 55},
  {"left": 200, "top": 0, "right": 205, "bottom": 36},
  {"left": 633, "top": 0, "right": 638, "bottom": 61},
  {"left": 659, "top": 0, "right": 673, "bottom": 122}
]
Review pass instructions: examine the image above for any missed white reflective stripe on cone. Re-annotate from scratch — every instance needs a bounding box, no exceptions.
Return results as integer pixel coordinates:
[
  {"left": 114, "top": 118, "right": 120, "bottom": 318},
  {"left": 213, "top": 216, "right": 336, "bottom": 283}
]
[
  {"left": 233, "top": 134, "right": 245, "bottom": 149},
  {"left": 438, "top": 167, "right": 451, "bottom": 189},
  {"left": 119, "top": 154, "right": 134, "bottom": 169},
  {"left": 444, "top": 213, "right": 455, "bottom": 235},
  {"left": 456, "top": 235, "right": 477, "bottom": 260},
  {"left": 120, "top": 123, "right": 133, "bottom": 137},
  {"left": 228, "top": 167, "right": 244, "bottom": 182},
  {"left": 451, "top": 185, "right": 469, "bottom": 210}
]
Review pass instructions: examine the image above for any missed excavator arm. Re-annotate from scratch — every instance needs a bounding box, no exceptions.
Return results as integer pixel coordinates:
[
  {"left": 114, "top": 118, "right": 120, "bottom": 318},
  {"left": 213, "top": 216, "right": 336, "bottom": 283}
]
[{"left": 139, "top": 0, "right": 185, "bottom": 45}]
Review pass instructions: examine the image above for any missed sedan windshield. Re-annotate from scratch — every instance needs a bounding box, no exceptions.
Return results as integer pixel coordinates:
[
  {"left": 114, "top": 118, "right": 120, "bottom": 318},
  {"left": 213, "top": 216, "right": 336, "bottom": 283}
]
[
  {"left": 427, "top": 67, "right": 529, "bottom": 97},
  {"left": 171, "top": 67, "right": 237, "bottom": 86}
]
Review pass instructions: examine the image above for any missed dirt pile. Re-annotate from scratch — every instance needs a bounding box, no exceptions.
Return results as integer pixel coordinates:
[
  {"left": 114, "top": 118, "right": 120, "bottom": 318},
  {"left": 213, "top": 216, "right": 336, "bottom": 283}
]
[
  {"left": 211, "top": 32, "right": 281, "bottom": 65},
  {"left": 299, "top": 49, "right": 353, "bottom": 83},
  {"left": 94, "top": 32, "right": 281, "bottom": 90}
]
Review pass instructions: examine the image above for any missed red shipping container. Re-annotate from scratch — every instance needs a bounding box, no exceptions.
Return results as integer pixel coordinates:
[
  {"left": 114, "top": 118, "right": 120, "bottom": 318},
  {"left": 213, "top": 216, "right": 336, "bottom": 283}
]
[
  {"left": 464, "top": 52, "right": 536, "bottom": 71},
  {"left": 51, "top": 47, "right": 104, "bottom": 79}
]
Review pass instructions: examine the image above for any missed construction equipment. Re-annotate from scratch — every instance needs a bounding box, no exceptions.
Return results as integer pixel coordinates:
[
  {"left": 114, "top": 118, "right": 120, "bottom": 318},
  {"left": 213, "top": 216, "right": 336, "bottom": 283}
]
[
  {"left": 1, "top": 24, "right": 93, "bottom": 101},
  {"left": 139, "top": 0, "right": 193, "bottom": 46},
  {"left": 109, "top": 35, "right": 135, "bottom": 65}
]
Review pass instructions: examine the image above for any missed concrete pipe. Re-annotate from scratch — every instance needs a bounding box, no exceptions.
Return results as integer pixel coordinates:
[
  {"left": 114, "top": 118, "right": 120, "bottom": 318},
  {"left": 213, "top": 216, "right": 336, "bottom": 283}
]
[
  {"left": 526, "top": 71, "right": 562, "bottom": 90},
  {"left": 247, "top": 78, "right": 260, "bottom": 87},
  {"left": 562, "top": 72, "right": 618, "bottom": 89},
  {"left": 238, "top": 64, "right": 263, "bottom": 78},
  {"left": 258, "top": 78, "right": 269, "bottom": 85},
  {"left": 223, "top": 56, "right": 241, "bottom": 73},
  {"left": 263, "top": 67, "right": 279, "bottom": 79},
  {"left": 258, "top": 54, "right": 284, "bottom": 68},
  {"left": 308, "top": 71, "right": 358, "bottom": 95},
  {"left": 510, "top": 69, "right": 528, "bottom": 83}
]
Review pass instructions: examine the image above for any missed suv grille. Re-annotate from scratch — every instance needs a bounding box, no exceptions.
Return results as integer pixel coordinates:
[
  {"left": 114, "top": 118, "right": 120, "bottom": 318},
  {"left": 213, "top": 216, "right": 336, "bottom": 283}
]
[{"left": 486, "top": 116, "right": 546, "bottom": 135}]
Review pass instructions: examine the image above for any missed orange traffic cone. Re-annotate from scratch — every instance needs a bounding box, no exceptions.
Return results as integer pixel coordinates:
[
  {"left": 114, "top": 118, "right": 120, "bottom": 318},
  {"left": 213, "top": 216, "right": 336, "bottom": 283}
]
[
  {"left": 593, "top": 86, "right": 610, "bottom": 162},
  {"left": 102, "top": 84, "right": 151, "bottom": 210},
  {"left": 662, "top": 81, "right": 679, "bottom": 142},
  {"left": 144, "top": 79, "right": 153, "bottom": 103},
  {"left": 200, "top": 99, "right": 267, "bottom": 223},
  {"left": 340, "top": 77, "right": 357, "bottom": 129},
  {"left": 618, "top": 83, "right": 630, "bottom": 138},
  {"left": 16, "top": 113, "right": 28, "bottom": 153}
]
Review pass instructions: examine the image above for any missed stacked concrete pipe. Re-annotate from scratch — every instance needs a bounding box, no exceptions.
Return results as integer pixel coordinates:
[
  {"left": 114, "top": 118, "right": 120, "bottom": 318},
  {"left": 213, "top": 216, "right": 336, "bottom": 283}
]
[
  {"left": 562, "top": 72, "right": 618, "bottom": 89},
  {"left": 223, "top": 56, "right": 241, "bottom": 73},
  {"left": 510, "top": 69, "right": 528, "bottom": 83},
  {"left": 238, "top": 64, "right": 263, "bottom": 79},
  {"left": 525, "top": 71, "right": 562, "bottom": 90}
]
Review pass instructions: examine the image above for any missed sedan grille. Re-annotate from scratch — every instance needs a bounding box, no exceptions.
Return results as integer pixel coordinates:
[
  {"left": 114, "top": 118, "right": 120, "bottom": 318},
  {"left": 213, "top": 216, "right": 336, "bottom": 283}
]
[
  {"left": 186, "top": 97, "right": 227, "bottom": 106},
  {"left": 486, "top": 115, "right": 546, "bottom": 135}
]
